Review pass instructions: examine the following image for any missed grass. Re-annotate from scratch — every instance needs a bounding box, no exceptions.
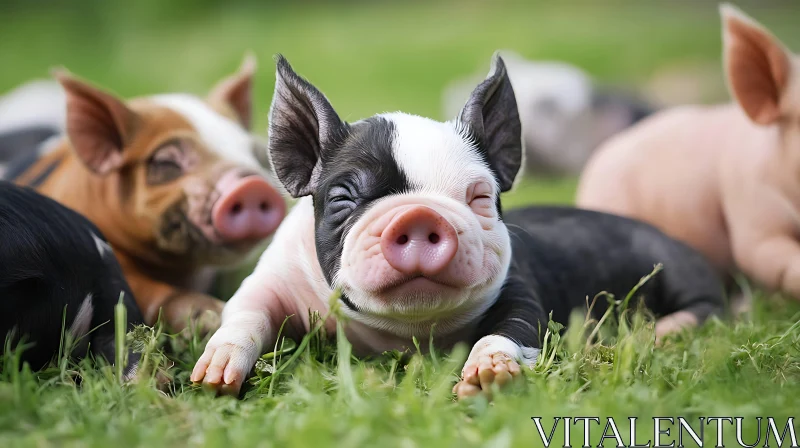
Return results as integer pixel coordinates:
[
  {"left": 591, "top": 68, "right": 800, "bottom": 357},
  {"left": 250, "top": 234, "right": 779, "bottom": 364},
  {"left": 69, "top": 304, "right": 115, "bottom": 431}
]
[
  {"left": 2, "top": 0, "right": 800, "bottom": 446},
  {"left": 3, "top": 289, "right": 800, "bottom": 446}
]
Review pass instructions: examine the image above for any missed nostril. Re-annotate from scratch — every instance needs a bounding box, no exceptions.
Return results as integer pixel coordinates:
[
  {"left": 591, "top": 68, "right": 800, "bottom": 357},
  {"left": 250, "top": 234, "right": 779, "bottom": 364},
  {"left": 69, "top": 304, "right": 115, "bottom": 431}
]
[
  {"left": 428, "top": 233, "right": 440, "bottom": 244},
  {"left": 259, "top": 202, "right": 269, "bottom": 212},
  {"left": 231, "top": 203, "right": 243, "bottom": 215},
  {"left": 396, "top": 235, "right": 409, "bottom": 245}
]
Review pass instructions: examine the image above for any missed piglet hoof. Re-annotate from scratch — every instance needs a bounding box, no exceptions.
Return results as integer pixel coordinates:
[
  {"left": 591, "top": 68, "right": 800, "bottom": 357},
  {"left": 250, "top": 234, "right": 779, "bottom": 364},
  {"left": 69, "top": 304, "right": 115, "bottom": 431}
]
[
  {"left": 453, "top": 352, "right": 521, "bottom": 400},
  {"left": 186, "top": 308, "right": 223, "bottom": 338},
  {"left": 654, "top": 310, "right": 699, "bottom": 346},
  {"left": 162, "top": 294, "right": 225, "bottom": 336},
  {"left": 190, "top": 326, "right": 261, "bottom": 397}
]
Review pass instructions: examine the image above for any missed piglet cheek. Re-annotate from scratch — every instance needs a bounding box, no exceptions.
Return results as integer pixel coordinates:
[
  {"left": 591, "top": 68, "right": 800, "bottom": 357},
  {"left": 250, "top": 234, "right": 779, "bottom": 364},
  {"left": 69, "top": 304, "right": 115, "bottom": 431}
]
[
  {"left": 344, "top": 209, "right": 403, "bottom": 271},
  {"left": 442, "top": 230, "right": 483, "bottom": 284},
  {"left": 181, "top": 179, "right": 217, "bottom": 240},
  {"left": 350, "top": 253, "right": 398, "bottom": 291}
]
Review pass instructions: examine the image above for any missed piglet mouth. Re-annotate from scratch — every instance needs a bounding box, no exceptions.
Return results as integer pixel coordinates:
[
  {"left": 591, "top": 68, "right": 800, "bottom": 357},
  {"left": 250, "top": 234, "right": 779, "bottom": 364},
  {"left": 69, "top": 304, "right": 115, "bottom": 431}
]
[{"left": 376, "top": 275, "right": 459, "bottom": 296}]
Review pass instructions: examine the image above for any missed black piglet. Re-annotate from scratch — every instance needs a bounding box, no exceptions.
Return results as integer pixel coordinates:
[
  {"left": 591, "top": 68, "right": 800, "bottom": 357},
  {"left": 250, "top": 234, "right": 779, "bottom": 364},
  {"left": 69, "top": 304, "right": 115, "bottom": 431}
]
[{"left": 0, "top": 181, "right": 142, "bottom": 376}]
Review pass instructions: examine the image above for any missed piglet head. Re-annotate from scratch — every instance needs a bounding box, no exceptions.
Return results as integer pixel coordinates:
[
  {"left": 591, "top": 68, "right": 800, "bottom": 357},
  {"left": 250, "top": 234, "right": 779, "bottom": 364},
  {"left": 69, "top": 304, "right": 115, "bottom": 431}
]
[
  {"left": 54, "top": 55, "right": 286, "bottom": 267},
  {"left": 721, "top": 4, "right": 800, "bottom": 185},
  {"left": 722, "top": 4, "right": 798, "bottom": 126},
  {"left": 267, "top": 54, "right": 522, "bottom": 337}
]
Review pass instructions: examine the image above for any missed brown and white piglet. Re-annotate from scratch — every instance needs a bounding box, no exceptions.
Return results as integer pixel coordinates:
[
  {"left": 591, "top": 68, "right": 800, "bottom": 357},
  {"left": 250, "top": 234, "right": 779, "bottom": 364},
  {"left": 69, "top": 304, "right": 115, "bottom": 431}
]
[{"left": 6, "top": 55, "right": 287, "bottom": 332}]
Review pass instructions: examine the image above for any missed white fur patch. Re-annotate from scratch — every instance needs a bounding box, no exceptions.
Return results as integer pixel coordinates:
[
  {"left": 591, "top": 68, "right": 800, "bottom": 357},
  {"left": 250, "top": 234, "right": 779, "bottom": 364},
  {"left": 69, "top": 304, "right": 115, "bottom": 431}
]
[
  {"left": 382, "top": 112, "right": 496, "bottom": 197},
  {"left": 151, "top": 94, "right": 262, "bottom": 172},
  {"left": 466, "top": 334, "right": 540, "bottom": 368},
  {"left": 90, "top": 232, "right": 111, "bottom": 258},
  {"left": 69, "top": 294, "right": 94, "bottom": 340},
  {"left": 0, "top": 80, "right": 66, "bottom": 134},
  {"left": 123, "top": 360, "right": 140, "bottom": 382}
]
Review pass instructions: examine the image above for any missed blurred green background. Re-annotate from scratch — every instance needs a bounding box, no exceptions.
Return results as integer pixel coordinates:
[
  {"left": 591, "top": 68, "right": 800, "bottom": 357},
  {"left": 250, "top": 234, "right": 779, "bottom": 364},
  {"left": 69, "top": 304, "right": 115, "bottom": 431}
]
[
  {"left": 3, "top": 0, "right": 799, "bottom": 123},
  {"left": 2, "top": 0, "right": 800, "bottom": 209}
]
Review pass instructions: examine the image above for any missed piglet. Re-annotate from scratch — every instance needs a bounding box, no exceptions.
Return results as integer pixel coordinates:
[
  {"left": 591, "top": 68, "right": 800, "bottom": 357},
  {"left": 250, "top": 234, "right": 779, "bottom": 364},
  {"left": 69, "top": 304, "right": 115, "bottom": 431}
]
[
  {"left": 192, "top": 54, "right": 724, "bottom": 398},
  {"left": 0, "top": 181, "right": 142, "bottom": 376},
  {"left": 2, "top": 57, "right": 287, "bottom": 333},
  {"left": 577, "top": 4, "right": 800, "bottom": 299},
  {"left": 442, "top": 50, "right": 654, "bottom": 176}
]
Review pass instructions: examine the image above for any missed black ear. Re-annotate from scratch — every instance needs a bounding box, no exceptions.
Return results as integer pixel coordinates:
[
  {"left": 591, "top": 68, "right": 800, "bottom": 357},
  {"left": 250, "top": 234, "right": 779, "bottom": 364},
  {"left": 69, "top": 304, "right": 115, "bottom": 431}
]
[
  {"left": 458, "top": 54, "right": 522, "bottom": 192},
  {"left": 267, "top": 55, "right": 346, "bottom": 198}
]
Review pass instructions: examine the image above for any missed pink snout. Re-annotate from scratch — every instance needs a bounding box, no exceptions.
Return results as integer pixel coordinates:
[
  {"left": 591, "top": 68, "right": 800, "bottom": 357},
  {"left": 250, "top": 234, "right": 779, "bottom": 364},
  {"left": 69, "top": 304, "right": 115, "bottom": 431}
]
[
  {"left": 211, "top": 174, "right": 286, "bottom": 243},
  {"left": 380, "top": 206, "right": 458, "bottom": 276}
]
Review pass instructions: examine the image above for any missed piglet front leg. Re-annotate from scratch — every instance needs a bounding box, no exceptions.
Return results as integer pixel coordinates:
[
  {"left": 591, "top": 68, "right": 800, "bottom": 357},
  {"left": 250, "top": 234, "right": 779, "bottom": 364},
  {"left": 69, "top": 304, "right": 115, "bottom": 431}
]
[
  {"left": 454, "top": 276, "right": 544, "bottom": 399},
  {"left": 453, "top": 335, "right": 527, "bottom": 398},
  {"left": 160, "top": 292, "right": 224, "bottom": 334},
  {"left": 191, "top": 311, "right": 269, "bottom": 395},
  {"left": 122, "top": 263, "right": 225, "bottom": 335},
  {"left": 738, "top": 235, "right": 800, "bottom": 300},
  {"left": 190, "top": 274, "right": 283, "bottom": 396}
]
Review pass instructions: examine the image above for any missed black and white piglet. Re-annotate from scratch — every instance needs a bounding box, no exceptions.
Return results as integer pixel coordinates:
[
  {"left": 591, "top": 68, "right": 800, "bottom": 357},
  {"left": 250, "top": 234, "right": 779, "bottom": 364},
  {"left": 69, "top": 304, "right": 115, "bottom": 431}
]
[
  {"left": 191, "top": 55, "right": 725, "bottom": 398},
  {"left": 0, "top": 181, "right": 142, "bottom": 375}
]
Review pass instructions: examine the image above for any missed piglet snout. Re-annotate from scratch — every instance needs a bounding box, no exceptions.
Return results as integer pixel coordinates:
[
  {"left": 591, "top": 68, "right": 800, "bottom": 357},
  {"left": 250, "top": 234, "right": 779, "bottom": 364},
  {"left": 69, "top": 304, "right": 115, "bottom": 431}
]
[
  {"left": 211, "top": 173, "right": 286, "bottom": 242},
  {"left": 380, "top": 205, "right": 458, "bottom": 276}
]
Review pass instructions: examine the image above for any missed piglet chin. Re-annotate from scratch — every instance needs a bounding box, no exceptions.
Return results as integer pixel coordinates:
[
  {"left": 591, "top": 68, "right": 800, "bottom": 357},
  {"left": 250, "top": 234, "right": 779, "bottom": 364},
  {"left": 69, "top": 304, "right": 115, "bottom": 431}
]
[{"left": 377, "top": 276, "right": 459, "bottom": 297}]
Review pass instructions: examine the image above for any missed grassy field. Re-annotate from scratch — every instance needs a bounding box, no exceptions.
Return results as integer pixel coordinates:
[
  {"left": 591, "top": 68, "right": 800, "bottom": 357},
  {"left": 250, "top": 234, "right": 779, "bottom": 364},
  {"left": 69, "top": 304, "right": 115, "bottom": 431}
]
[{"left": 2, "top": 0, "right": 800, "bottom": 446}]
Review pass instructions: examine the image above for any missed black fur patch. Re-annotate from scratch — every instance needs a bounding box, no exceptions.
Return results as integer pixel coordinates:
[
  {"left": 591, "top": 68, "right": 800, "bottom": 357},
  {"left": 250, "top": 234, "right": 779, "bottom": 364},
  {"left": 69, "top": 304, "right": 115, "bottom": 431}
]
[
  {"left": 0, "top": 181, "right": 143, "bottom": 372},
  {"left": 0, "top": 126, "right": 61, "bottom": 183},
  {"left": 474, "top": 206, "right": 725, "bottom": 350},
  {"left": 313, "top": 117, "right": 410, "bottom": 290},
  {"left": 0, "top": 126, "right": 59, "bottom": 164},
  {"left": 458, "top": 56, "right": 523, "bottom": 192},
  {"left": 268, "top": 55, "right": 349, "bottom": 198}
]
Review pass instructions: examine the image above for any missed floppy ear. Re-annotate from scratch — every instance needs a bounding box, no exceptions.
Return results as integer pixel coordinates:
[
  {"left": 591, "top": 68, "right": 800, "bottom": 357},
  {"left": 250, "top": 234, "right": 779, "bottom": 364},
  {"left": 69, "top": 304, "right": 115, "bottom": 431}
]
[
  {"left": 208, "top": 53, "right": 257, "bottom": 129},
  {"left": 459, "top": 54, "right": 522, "bottom": 192},
  {"left": 267, "top": 55, "right": 346, "bottom": 198},
  {"left": 722, "top": 3, "right": 792, "bottom": 125},
  {"left": 55, "top": 70, "right": 139, "bottom": 175}
]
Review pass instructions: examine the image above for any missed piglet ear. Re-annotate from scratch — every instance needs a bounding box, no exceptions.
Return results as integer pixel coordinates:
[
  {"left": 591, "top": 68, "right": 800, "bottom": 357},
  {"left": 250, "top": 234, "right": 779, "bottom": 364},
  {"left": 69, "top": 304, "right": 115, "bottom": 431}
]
[
  {"left": 209, "top": 52, "right": 257, "bottom": 129},
  {"left": 267, "top": 55, "right": 346, "bottom": 198},
  {"left": 54, "top": 70, "right": 139, "bottom": 176},
  {"left": 722, "top": 3, "right": 792, "bottom": 125},
  {"left": 458, "top": 54, "right": 522, "bottom": 192}
]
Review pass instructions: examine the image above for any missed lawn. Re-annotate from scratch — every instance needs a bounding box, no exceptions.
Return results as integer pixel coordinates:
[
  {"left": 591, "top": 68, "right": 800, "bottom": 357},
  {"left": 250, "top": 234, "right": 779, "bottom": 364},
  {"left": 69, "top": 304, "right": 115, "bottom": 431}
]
[{"left": 2, "top": 0, "right": 800, "bottom": 446}]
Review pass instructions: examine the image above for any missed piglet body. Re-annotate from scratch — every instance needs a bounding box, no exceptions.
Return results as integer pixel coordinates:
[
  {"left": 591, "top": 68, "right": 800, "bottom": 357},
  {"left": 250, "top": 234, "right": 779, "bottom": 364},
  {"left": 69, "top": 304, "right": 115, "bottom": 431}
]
[{"left": 578, "top": 4, "right": 800, "bottom": 298}]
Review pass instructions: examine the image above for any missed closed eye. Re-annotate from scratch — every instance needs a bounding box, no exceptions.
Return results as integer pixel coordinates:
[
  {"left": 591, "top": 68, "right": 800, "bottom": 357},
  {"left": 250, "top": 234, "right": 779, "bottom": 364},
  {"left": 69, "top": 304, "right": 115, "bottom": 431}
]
[
  {"left": 469, "top": 195, "right": 493, "bottom": 207},
  {"left": 330, "top": 195, "right": 354, "bottom": 203},
  {"left": 146, "top": 140, "right": 188, "bottom": 185},
  {"left": 467, "top": 181, "right": 495, "bottom": 216},
  {"left": 146, "top": 159, "right": 183, "bottom": 185},
  {"left": 328, "top": 183, "right": 358, "bottom": 205}
]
